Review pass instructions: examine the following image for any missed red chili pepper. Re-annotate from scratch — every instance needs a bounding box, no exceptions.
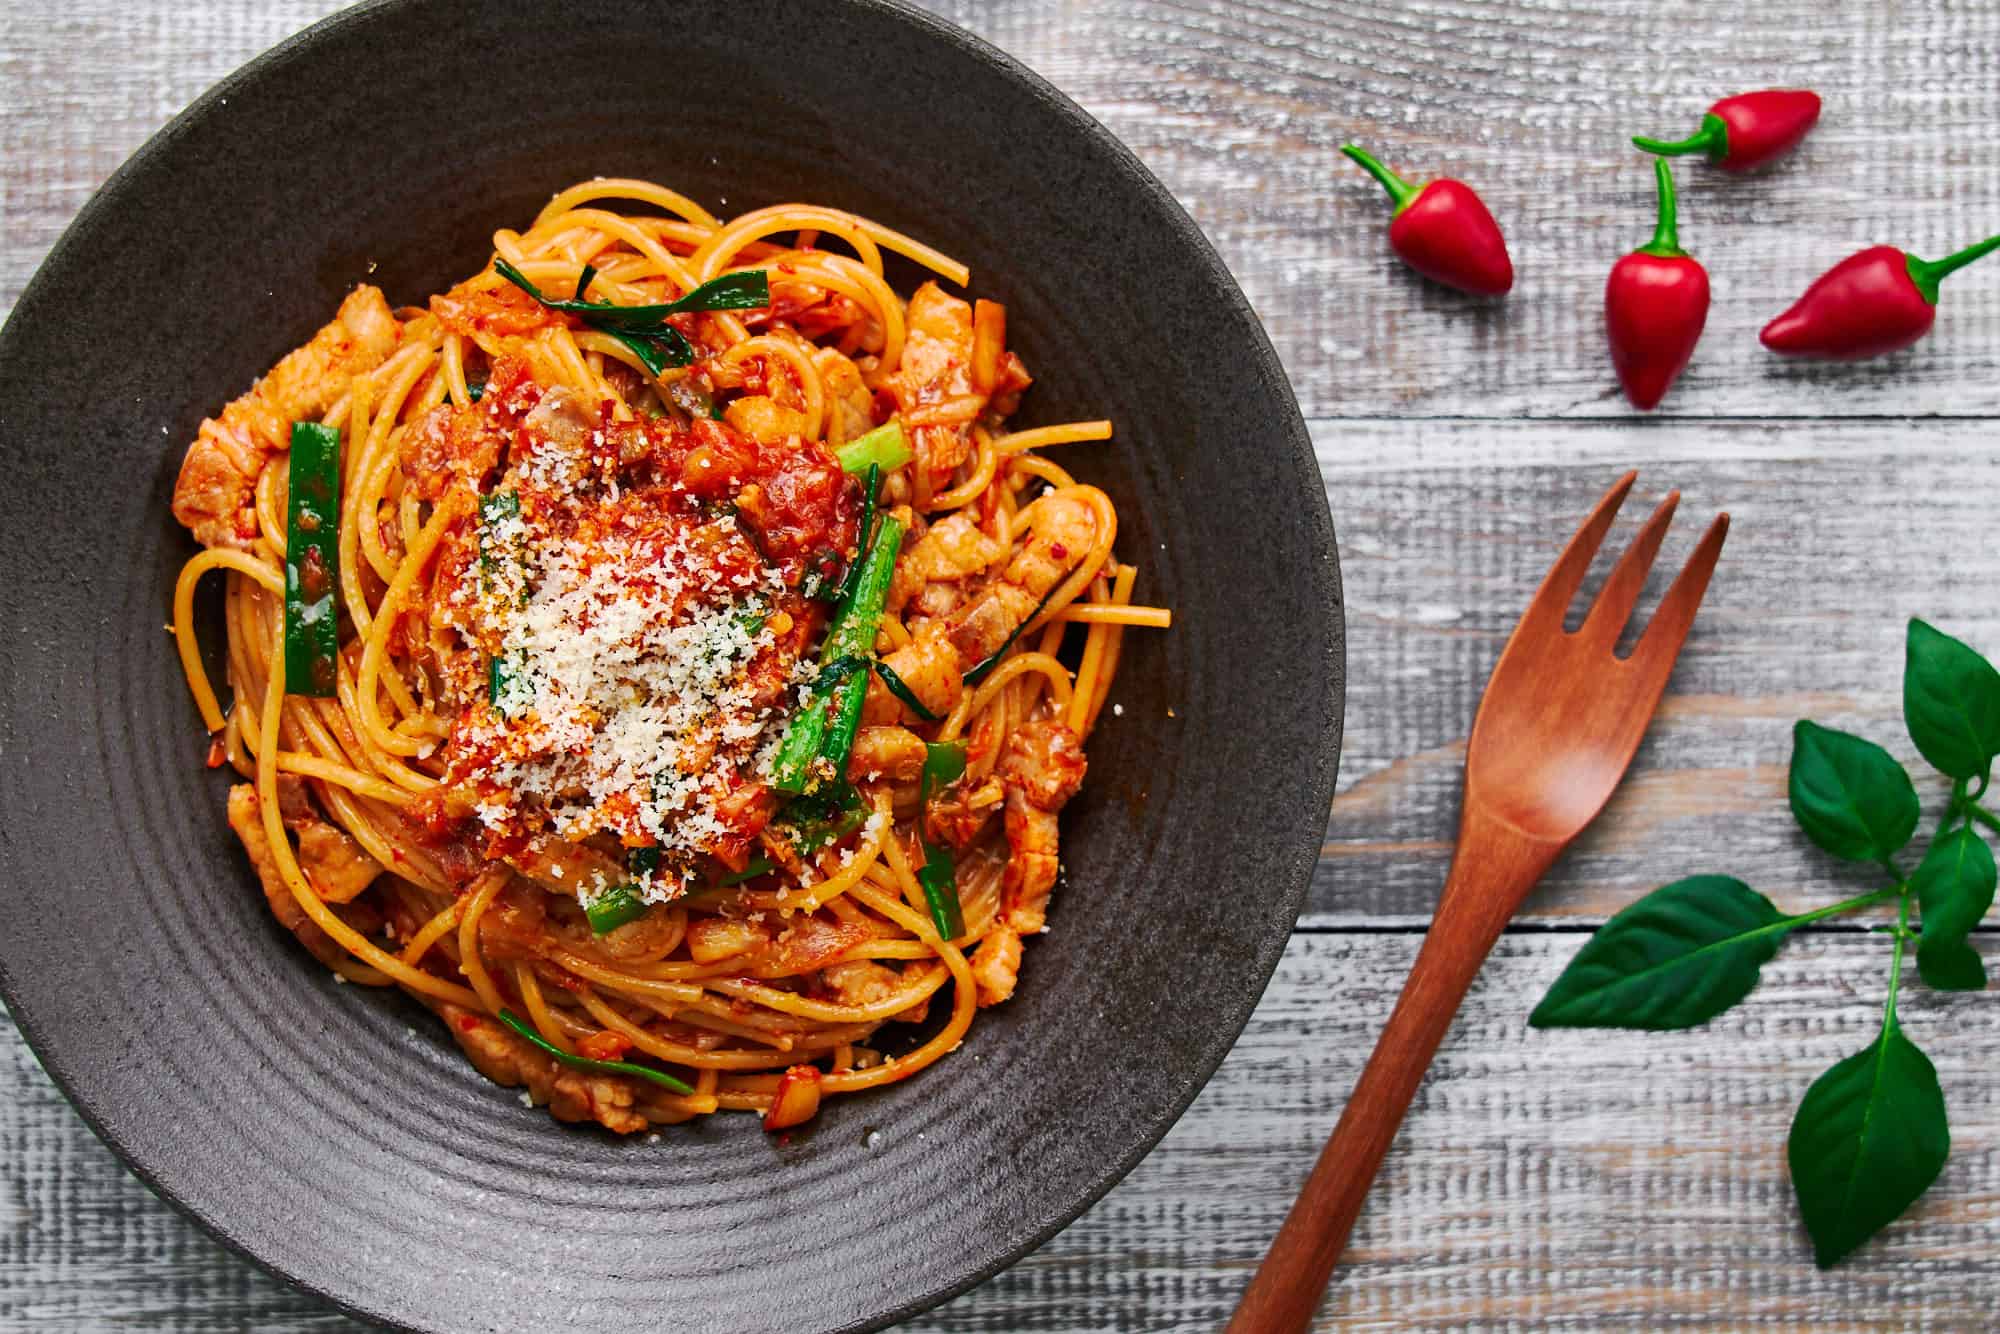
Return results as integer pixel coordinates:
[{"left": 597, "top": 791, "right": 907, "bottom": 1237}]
[
  {"left": 1633, "top": 89, "right": 1821, "bottom": 172},
  {"left": 1760, "top": 234, "right": 2000, "bottom": 360},
  {"left": 1340, "top": 144, "right": 1513, "bottom": 296},
  {"left": 1605, "top": 160, "right": 1710, "bottom": 411}
]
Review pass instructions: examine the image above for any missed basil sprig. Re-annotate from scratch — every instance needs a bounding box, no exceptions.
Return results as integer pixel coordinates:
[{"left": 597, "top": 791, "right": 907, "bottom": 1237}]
[
  {"left": 493, "top": 259, "right": 769, "bottom": 376},
  {"left": 1534, "top": 616, "right": 2000, "bottom": 1269}
]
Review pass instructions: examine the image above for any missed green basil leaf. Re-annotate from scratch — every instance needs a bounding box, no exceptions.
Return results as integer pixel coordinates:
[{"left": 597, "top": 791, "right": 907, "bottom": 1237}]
[
  {"left": 1911, "top": 825, "right": 1996, "bottom": 991},
  {"left": 1530, "top": 876, "right": 1789, "bottom": 1030},
  {"left": 1917, "top": 936, "right": 1987, "bottom": 992},
  {"left": 1904, "top": 618, "right": 2000, "bottom": 783},
  {"left": 1788, "top": 1022, "right": 1949, "bottom": 1268},
  {"left": 1788, "top": 721, "right": 1920, "bottom": 863}
]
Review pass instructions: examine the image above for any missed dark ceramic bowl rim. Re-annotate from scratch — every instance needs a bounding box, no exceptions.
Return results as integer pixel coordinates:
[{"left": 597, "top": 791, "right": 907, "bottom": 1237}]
[{"left": 0, "top": 1, "right": 1342, "bottom": 1328}]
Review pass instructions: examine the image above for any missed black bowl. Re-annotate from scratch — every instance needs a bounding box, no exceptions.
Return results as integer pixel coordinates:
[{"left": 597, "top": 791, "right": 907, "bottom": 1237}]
[{"left": 0, "top": 2, "right": 1342, "bottom": 1329}]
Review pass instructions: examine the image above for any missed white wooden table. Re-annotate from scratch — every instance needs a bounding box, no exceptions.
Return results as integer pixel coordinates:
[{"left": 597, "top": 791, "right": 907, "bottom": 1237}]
[{"left": 6, "top": 2, "right": 2000, "bottom": 1328}]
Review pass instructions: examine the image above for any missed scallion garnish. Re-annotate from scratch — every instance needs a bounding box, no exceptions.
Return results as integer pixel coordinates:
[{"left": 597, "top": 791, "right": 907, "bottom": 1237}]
[
  {"left": 835, "top": 419, "right": 912, "bottom": 474},
  {"left": 488, "top": 651, "right": 526, "bottom": 715},
  {"left": 494, "top": 259, "right": 769, "bottom": 377},
  {"left": 915, "top": 741, "right": 969, "bottom": 938},
  {"left": 494, "top": 1008, "right": 693, "bottom": 1095},
  {"left": 584, "top": 886, "right": 648, "bottom": 935},
  {"left": 717, "top": 856, "right": 774, "bottom": 887},
  {"left": 821, "top": 464, "right": 881, "bottom": 608},
  {"left": 873, "top": 661, "right": 944, "bottom": 722},
  {"left": 777, "top": 784, "right": 867, "bottom": 856},
  {"left": 284, "top": 421, "right": 342, "bottom": 696},
  {"left": 962, "top": 586, "right": 1062, "bottom": 686},
  {"left": 772, "top": 512, "right": 906, "bottom": 794}
]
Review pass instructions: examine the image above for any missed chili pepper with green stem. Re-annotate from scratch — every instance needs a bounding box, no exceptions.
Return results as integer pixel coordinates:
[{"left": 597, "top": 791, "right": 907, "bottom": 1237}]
[
  {"left": 1634, "top": 89, "right": 1822, "bottom": 173},
  {"left": 1605, "top": 160, "right": 1710, "bottom": 411},
  {"left": 1340, "top": 143, "right": 1514, "bottom": 296},
  {"left": 1760, "top": 233, "right": 2000, "bottom": 361}
]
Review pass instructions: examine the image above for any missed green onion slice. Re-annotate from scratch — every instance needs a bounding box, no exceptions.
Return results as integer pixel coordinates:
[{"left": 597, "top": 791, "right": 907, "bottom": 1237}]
[
  {"left": 283, "top": 421, "right": 342, "bottom": 696},
  {"left": 584, "top": 885, "right": 648, "bottom": 935},
  {"left": 835, "top": 420, "right": 912, "bottom": 475},
  {"left": 494, "top": 259, "right": 769, "bottom": 376},
  {"left": 872, "top": 661, "right": 943, "bottom": 722},
  {"left": 963, "top": 586, "right": 1061, "bottom": 686},
  {"left": 772, "top": 513, "right": 906, "bottom": 794},
  {"left": 495, "top": 1009, "right": 693, "bottom": 1095},
  {"left": 915, "top": 741, "right": 969, "bottom": 939}
]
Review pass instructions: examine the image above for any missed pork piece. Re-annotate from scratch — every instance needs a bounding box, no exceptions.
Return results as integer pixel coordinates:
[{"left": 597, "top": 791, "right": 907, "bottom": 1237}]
[
  {"left": 997, "top": 720, "right": 1087, "bottom": 934},
  {"left": 861, "top": 626, "right": 964, "bottom": 726},
  {"left": 173, "top": 286, "right": 400, "bottom": 549},
  {"left": 888, "top": 511, "right": 1006, "bottom": 618},
  {"left": 814, "top": 346, "right": 877, "bottom": 443},
  {"left": 881, "top": 283, "right": 983, "bottom": 483},
  {"left": 845, "top": 725, "right": 928, "bottom": 783},
  {"left": 968, "top": 926, "right": 1023, "bottom": 1008},
  {"left": 263, "top": 772, "right": 386, "bottom": 904},
  {"left": 942, "top": 492, "right": 1097, "bottom": 664},
  {"left": 820, "top": 959, "right": 931, "bottom": 1024},
  {"left": 436, "top": 1002, "right": 648, "bottom": 1134},
  {"left": 226, "top": 783, "right": 343, "bottom": 967}
]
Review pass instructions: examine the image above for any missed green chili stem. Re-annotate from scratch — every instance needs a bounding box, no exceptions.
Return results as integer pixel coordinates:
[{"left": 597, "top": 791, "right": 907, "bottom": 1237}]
[
  {"left": 1636, "top": 158, "right": 1686, "bottom": 258},
  {"left": 1968, "top": 803, "right": 2000, "bottom": 835},
  {"left": 1340, "top": 144, "right": 1420, "bottom": 213},
  {"left": 1906, "top": 232, "right": 2000, "bottom": 304},
  {"left": 1632, "top": 113, "right": 1728, "bottom": 161}
]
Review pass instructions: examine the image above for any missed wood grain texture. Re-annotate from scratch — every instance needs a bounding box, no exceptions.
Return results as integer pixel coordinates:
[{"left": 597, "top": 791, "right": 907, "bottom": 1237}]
[
  {"left": 11, "top": 933, "right": 2000, "bottom": 1332},
  {"left": 1313, "top": 421, "right": 2000, "bottom": 926},
  {"left": 6, "top": 0, "right": 2000, "bottom": 1329}
]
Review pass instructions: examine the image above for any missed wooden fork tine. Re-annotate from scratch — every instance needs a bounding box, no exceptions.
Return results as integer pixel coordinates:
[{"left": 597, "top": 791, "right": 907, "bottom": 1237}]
[
  {"left": 1630, "top": 511, "right": 1730, "bottom": 684},
  {"left": 1522, "top": 470, "right": 1636, "bottom": 634},
  {"left": 1580, "top": 490, "right": 1679, "bottom": 646}
]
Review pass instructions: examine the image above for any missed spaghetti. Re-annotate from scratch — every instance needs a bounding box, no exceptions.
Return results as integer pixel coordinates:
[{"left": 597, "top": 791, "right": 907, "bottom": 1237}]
[{"left": 169, "top": 180, "right": 1168, "bottom": 1131}]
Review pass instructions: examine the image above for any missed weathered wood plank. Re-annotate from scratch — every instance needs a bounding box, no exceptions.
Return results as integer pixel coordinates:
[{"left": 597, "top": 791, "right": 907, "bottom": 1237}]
[
  {"left": 9, "top": 933, "right": 2000, "bottom": 1331},
  {"left": 1308, "top": 417, "right": 2000, "bottom": 926},
  {"left": 7, "top": 2, "right": 2000, "bottom": 1332},
  {"left": 930, "top": 0, "right": 2000, "bottom": 419},
  {"left": 10, "top": 0, "right": 2000, "bottom": 419}
]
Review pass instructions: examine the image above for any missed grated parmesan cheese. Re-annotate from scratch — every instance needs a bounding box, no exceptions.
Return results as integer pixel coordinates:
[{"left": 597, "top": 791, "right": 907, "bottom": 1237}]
[{"left": 436, "top": 389, "right": 808, "bottom": 904}]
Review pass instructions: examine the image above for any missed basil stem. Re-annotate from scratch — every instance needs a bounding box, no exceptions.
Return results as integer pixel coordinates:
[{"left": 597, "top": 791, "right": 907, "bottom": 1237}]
[
  {"left": 284, "top": 421, "right": 342, "bottom": 696},
  {"left": 495, "top": 1008, "right": 693, "bottom": 1095}
]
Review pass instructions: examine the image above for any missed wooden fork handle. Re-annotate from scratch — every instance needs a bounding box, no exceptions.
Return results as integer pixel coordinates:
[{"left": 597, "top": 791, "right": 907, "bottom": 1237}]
[{"left": 1227, "top": 805, "right": 1560, "bottom": 1334}]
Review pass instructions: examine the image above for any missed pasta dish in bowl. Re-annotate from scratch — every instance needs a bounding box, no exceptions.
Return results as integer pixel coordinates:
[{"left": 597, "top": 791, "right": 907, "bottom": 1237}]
[
  {"left": 168, "top": 180, "right": 1169, "bottom": 1133},
  {"left": 0, "top": 2, "right": 1339, "bottom": 1327}
]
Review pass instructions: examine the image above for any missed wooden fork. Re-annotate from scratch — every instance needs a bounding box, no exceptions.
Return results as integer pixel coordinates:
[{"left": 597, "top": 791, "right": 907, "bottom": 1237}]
[{"left": 1228, "top": 472, "right": 1728, "bottom": 1334}]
